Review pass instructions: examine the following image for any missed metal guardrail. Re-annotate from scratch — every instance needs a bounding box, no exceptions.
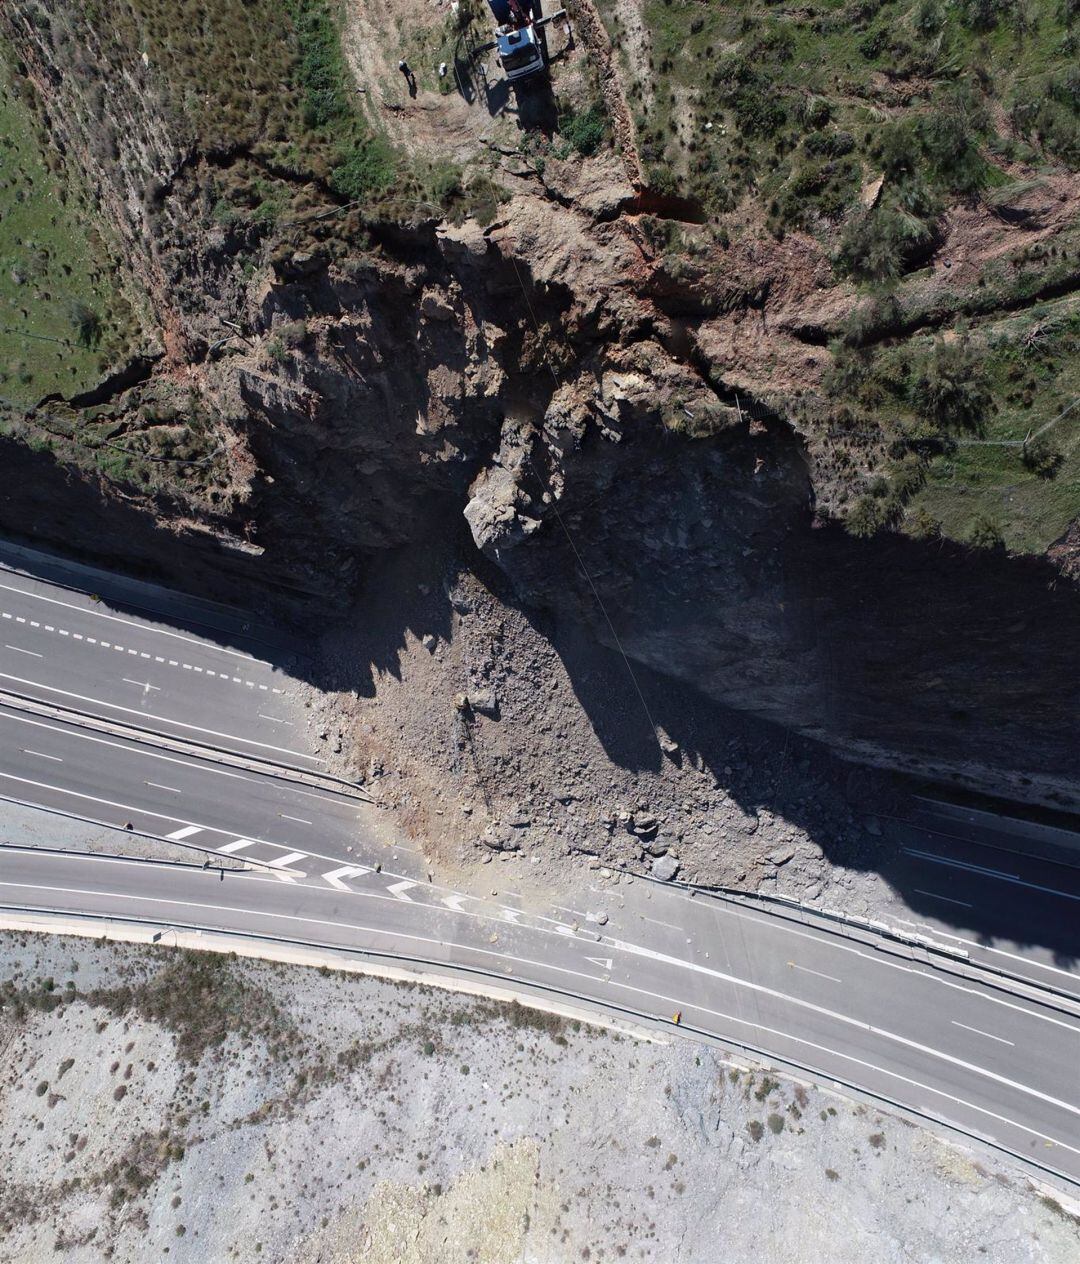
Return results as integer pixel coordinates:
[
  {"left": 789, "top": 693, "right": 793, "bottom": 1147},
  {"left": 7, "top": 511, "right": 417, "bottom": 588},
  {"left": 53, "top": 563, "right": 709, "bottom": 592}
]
[
  {"left": 0, "top": 687, "right": 371, "bottom": 803},
  {"left": 622, "top": 866, "right": 1080, "bottom": 1018}
]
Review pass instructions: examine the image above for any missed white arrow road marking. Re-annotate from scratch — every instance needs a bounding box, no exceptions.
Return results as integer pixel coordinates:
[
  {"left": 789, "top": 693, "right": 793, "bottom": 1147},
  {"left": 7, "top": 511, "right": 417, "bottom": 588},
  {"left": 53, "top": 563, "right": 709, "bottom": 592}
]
[
  {"left": 442, "top": 894, "right": 470, "bottom": 913},
  {"left": 321, "top": 864, "right": 372, "bottom": 891},
  {"left": 586, "top": 957, "right": 613, "bottom": 971},
  {"left": 501, "top": 908, "right": 522, "bottom": 925},
  {"left": 218, "top": 839, "right": 256, "bottom": 855},
  {"left": 166, "top": 826, "right": 202, "bottom": 841},
  {"left": 266, "top": 851, "right": 308, "bottom": 871},
  {"left": 387, "top": 880, "right": 417, "bottom": 902}
]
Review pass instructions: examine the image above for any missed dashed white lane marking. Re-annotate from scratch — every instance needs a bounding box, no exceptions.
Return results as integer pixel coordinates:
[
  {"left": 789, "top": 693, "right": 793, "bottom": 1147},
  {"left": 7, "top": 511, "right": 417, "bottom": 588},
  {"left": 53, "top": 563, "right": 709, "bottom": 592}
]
[
  {"left": 266, "top": 851, "right": 308, "bottom": 871},
  {"left": 952, "top": 1020, "right": 1015, "bottom": 1047},
  {"left": 913, "top": 888, "right": 973, "bottom": 909},
  {"left": 0, "top": 581, "right": 260, "bottom": 660},
  {"left": 5, "top": 644, "right": 43, "bottom": 658},
  {"left": 167, "top": 826, "right": 202, "bottom": 841},
  {"left": 218, "top": 839, "right": 256, "bottom": 854},
  {"left": 787, "top": 962, "right": 842, "bottom": 984},
  {"left": 145, "top": 781, "right": 181, "bottom": 794},
  {"left": 6, "top": 872, "right": 1079, "bottom": 1164},
  {"left": 904, "top": 847, "right": 1080, "bottom": 904},
  {"left": 23, "top": 749, "right": 62, "bottom": 762},
  {"left": 278, "top": 814, "right": 311, "bottom": 825},
  {"left": 1, "top": 611, "right": 285, "bottom": 694}
]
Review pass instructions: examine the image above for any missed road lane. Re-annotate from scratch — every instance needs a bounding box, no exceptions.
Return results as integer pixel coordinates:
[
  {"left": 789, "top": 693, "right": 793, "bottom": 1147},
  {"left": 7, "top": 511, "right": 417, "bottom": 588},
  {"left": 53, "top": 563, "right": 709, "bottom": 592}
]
[
  {"left": 1, "top": 847, "right": 1077, "bottom": 1185},
  {"left": 0, "top": 569, "right": 319, "bottom": 766},
  {"left": 0, "top": 703, "right": 366, "bottom": 869}
]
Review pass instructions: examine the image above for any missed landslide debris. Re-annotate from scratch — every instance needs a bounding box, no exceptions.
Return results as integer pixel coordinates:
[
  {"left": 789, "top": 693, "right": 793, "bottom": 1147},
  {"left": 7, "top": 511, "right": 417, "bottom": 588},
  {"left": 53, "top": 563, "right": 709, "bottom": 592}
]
[{"left": 0, "top": 0, "right": 1077, "bottom": 826}]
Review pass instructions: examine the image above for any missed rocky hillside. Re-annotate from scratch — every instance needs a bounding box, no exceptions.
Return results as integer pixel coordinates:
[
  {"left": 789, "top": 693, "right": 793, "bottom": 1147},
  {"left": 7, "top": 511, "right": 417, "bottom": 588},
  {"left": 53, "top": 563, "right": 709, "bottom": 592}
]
[{"left": 0, "top": 0, "right": 1077, "bottom": 806}]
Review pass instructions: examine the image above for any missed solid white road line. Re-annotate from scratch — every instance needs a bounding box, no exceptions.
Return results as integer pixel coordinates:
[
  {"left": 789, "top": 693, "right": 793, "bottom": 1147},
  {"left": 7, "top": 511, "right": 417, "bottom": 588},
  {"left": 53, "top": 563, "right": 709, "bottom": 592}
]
[
  {"left": 22, "top": 750, "right": 62, "bottom": 763},
  {"left": 145, "top": 782, "right": 181, "bottom": 794},
  {"left": 904, "top": 847, "right": 1080, "bottom": 904},
  {"left": 167, "top": 826, "right": 202, "bottom": 840},
  {"left": 952, "top": 1020, "right": 1015, "bottom": 1047},
  {"left": 912, "top": 888, "right": 973, "bottom": 909},
  {"left": 0, "top": 671, "right": 322, "bottom": 764}
]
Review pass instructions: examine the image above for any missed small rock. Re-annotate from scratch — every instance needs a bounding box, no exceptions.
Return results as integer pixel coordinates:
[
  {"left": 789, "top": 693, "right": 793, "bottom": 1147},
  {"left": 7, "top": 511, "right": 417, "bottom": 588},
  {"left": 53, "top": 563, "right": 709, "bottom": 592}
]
[
  {"left": 768, "top": 845, "right": 795, "bottom": 867},
  {"left": 651, "top": 854, "right": 680, "bottom": 882},
  {"left": 422, "top": 633, "right": 437, "bottom": 653},
  {"left": 467, "top": 688, "right": 498, "bottom": 718}
]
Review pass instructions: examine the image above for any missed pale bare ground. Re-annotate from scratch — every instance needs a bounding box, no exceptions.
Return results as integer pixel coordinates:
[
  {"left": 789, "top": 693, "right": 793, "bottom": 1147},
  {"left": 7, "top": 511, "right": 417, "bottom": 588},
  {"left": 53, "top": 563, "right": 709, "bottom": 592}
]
[{"left": 1, "top": 930, "right": 1077, "bottom": 1263}]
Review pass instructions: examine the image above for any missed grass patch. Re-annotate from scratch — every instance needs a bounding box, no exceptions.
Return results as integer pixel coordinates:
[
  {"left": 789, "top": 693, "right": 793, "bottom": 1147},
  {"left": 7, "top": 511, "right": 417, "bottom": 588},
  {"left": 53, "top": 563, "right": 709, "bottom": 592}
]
[
  {"left": 0, "top": 52, "right": 138, "bottom": 406},
  {"left": 598, "top": 0, "right": 1078, "bottom": 235}
]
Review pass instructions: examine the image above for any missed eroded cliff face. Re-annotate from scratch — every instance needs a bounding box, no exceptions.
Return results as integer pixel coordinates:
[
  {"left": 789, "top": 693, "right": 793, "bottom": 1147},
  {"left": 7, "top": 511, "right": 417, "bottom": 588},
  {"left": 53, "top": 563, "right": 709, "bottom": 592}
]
[{"left": 2, "top": 1, "right": 1077, "bottom": 807}]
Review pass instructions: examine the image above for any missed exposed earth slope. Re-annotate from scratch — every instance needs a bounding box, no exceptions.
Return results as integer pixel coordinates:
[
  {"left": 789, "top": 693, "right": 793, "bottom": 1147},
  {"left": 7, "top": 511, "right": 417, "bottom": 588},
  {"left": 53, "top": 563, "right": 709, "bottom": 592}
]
[{"left": 0, "top": 0, "right": 1077, "bottom": 813}]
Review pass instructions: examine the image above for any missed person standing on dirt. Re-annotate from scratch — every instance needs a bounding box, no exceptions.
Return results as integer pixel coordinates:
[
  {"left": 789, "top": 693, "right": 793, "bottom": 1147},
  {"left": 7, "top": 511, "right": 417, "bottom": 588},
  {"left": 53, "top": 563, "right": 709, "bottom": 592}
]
[{"left": 398, "top": 58, "right": 417, "bottom": 97}]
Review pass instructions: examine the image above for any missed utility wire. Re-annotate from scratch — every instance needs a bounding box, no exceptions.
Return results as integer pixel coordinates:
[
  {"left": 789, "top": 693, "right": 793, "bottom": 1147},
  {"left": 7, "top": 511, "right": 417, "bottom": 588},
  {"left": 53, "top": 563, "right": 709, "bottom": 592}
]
[{"left": 505, "top": 249, "right": 664, "bottom": 752}]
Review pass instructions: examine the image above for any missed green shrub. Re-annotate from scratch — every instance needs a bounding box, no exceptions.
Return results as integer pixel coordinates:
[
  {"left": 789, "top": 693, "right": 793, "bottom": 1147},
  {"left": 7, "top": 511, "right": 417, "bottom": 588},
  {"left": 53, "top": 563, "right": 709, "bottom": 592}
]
[
  {"left": 559, "top": 104, "right": 607, "bottom": 157},
  {"left": 911, "top": 339, "right": 990, "bottom": 431},
  {"left": 330, "top": 136, "right": 397, "bottom": 200},
  {"left": 967, "top": 513, "right": 1004, "bottom": 548},
  {"left": 1021, "top": 435, "right": 1064, "bottom": 477}
]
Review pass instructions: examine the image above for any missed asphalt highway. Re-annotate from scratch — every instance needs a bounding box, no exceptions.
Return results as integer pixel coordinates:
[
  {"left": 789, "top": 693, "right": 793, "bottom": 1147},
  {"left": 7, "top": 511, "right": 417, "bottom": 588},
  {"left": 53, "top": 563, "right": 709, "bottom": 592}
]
[
  {"left": 0, "top": 539, "right": 1078, "bottom": 1187},
  {"left": 0, "top": 562, "right": 316, "bottom": 767},
  {"left": 0, "top": 701, "right": 367, "bottom": 874},
  {"left": 1, "top": 845, "right": 1077, "bottom": 1186}
]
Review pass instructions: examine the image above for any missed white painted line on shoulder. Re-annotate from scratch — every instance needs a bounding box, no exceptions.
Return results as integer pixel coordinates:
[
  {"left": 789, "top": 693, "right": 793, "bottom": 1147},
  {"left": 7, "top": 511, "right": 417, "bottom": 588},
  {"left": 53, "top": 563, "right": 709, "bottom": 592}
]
[
  {"left": 952, "top": 1020, "right": 1015, "bottom": 1047},
  {"left": 0, "top": 671, "right": 323, "bottom": 764},
  {"left": 5, "top": 644, "right": 43, "bottom": 658},
  {"left": 0, "top": 580, "right": 260, "bottom": 661},
  {"left": 218, "top": 839, "right": 256, "bottom": 854},
  {"left": 166, "top": 826, "right": 203, "bottom": 840},
  {"left": 23, "top": 749, "right": 62, "bottom": 762},
  {"left": 913, "top": 889, "right": 973, "bottom": 909},
  {"left": 145, "top": 782, "right": 181, "bottom": 794},
  {"left": 787, "top": 962, "right": 842, "bottom": 984},
  {"left": 278, "top": 814, "right": 312, "bottom": 825}
]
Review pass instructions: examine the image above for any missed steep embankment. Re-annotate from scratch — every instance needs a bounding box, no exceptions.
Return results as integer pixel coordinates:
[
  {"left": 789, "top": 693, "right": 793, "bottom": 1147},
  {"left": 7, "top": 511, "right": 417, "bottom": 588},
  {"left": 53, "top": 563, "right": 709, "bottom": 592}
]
[{"left": 0, "top": 0, "right": 1077, "bottom": 807}]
